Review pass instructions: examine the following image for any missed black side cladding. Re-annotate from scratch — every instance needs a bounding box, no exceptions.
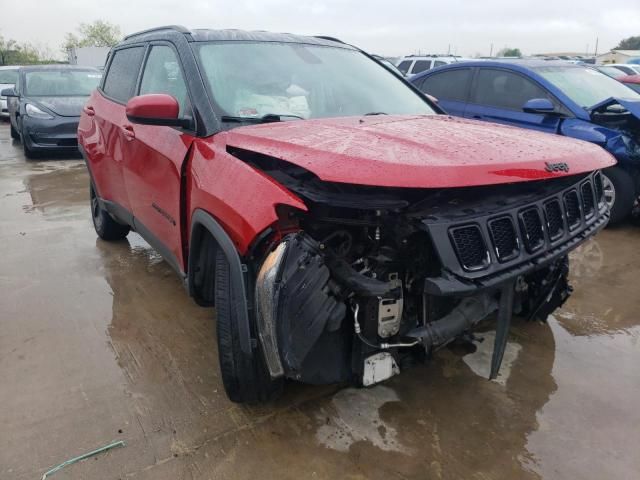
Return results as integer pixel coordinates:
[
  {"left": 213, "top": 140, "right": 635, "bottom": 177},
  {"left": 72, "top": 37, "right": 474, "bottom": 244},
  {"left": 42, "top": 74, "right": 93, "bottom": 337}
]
[{"left": 276, "top": 234, "right": 347, "bottom": 376}]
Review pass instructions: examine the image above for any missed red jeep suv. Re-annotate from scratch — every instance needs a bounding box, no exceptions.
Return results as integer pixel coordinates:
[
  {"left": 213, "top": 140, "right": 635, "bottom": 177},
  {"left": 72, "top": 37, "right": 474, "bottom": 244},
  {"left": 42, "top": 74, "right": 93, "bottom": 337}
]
[{"left": 79, "top": 26, "right": 615, "bottom": 403}]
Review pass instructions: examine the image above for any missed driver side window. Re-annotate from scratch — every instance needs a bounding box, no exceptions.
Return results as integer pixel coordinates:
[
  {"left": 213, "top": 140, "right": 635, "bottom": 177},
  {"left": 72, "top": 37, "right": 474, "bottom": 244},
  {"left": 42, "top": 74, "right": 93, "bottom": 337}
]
[
  {"left": 139, "top": 45, "right": 191, "bottom": 116},
  {"left": 472, "top": 69, "right": 552, "bottom": 111}
]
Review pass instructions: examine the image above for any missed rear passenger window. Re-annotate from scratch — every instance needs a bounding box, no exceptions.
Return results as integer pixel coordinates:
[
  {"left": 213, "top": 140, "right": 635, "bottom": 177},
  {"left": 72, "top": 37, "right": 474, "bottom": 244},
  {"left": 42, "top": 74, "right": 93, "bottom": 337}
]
[
  {"left": 411, "top": 60, "right": 431, "bottom": 74},
  {"left": 434, "top": 60, "right": 446, "bottom": 68},
  {"left": 472, "top": 69, "right": 550, "bottom": 110},
  {"left": 139, "top": 46, "right": 190, "bottom": 116},
  {"left": 419, "top": 68, "right": 472, "bottom": 102},
  {"left": 102, "top": 47, "right": 145, "bottom": 103},
  {"left": 397, "top": 60, "right": 412, "bottom": 75}
]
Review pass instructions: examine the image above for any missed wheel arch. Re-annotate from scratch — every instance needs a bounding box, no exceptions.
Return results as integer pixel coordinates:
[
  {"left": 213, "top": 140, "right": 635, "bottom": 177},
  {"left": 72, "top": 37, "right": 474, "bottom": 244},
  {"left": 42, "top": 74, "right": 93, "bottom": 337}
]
[{"left": 188, "top": 208, "right": 253, "bottom": 355}]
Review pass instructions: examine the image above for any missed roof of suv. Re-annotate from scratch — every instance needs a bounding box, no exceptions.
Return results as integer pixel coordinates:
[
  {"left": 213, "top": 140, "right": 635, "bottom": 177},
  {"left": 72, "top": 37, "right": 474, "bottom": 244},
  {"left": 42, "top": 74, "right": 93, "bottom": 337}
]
[
  {"left": 19, "top": 64, "right": 100, "bottom": 72},
  {"left": 412, "top": 59, "right": 584, "bottom": 77},
  {"left": 121, "top": 25, "right": 353, "bottom": 50}
]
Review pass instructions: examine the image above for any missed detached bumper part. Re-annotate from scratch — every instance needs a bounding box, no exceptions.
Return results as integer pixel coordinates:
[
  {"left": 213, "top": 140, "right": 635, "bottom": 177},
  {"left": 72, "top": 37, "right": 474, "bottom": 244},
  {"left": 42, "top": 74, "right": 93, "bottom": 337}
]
[{"left": 255, "top": 233, "right": 347, "bottom": 381}]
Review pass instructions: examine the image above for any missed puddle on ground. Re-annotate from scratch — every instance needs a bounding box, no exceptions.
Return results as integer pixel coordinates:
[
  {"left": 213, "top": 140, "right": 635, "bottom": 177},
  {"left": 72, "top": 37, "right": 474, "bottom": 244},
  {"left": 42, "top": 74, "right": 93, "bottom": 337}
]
[
  {"left": 315, "top": 386, "right": 410, "bottom": 454},
  {"left": 462, "top": 330, "right": 522, "bottom": 385}
]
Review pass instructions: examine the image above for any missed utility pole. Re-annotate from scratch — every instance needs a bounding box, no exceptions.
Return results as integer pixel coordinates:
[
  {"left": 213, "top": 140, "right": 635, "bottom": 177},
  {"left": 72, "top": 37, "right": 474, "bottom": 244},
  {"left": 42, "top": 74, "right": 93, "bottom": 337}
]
[
  {"left": 594, "top": 37, "right": 599, "bottom": 56},
  {"left": 489, "top": 43, "right": 493, "bottom": 57}
]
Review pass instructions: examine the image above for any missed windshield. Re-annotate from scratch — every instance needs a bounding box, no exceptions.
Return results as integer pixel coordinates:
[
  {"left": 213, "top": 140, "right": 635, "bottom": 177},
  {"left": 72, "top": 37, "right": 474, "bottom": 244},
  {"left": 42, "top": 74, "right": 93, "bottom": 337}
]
[
  {"left": 195, "top": 42, "right": 434, "bottom": 120},
  {"left": 24, "top": 70, "right": 101, "bottom": 96},
  {"left": 0, "top": 69, "right": 18, "bottom": 84},
  {"left": 536, "top": 66, "right": 640, "bottom": 108}
]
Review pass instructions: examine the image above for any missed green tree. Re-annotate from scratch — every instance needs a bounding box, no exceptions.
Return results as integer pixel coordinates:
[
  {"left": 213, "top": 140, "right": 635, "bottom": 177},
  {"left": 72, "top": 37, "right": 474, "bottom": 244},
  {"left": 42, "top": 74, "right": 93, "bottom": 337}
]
[
  {"left": 0, "top": 35, "right": 42, "bottom": 65},
  {"left": 615, "top": 36, "right": 640, "bottom": 50},
  {"left": 497, "top": 47, "right": 522, "bottom": 57},
  {"left": 62, "top": 20, "right": 122, "bottom": 52}
]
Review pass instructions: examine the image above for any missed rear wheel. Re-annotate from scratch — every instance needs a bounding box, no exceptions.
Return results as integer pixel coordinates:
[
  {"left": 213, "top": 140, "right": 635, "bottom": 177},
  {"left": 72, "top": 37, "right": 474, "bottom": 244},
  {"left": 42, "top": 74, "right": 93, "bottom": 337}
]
[
  {"left": 214, "top": 247, "right": 282, "bottom": 403},
  {"left": 603, "top": 167, "right": 635, "bottom": 225},
  {"left": 90, "top": 183, "right": 130, "bottom": 240}
]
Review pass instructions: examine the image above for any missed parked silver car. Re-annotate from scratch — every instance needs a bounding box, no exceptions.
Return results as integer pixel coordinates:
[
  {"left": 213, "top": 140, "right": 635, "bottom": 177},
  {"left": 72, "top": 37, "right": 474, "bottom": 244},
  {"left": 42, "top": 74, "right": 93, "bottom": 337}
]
[{"left": 0, "top": 66, "right": 20, "bottom": 118}]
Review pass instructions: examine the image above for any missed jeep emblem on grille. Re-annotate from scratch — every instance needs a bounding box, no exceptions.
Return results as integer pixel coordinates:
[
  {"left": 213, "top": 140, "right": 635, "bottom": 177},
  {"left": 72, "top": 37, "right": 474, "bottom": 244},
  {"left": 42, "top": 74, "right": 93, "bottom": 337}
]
[{"left": 545, "top": 162, "right": 570, "bottom": 173}]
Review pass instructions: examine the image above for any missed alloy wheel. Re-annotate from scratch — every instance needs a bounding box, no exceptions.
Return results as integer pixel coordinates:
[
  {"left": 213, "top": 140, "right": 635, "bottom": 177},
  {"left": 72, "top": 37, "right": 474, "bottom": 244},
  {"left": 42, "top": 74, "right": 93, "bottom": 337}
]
[{"left": 602, "top": 174, "right": 616, "bottom": 210}]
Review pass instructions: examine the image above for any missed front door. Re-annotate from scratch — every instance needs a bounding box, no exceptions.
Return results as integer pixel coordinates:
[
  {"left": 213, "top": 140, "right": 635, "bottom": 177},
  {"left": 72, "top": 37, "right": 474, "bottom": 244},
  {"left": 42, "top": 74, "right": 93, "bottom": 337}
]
[
  {"left": 464, "top": 68, "right": 562, "bottom": 134},
  {"left": 122, "top": 44, "right": 196, "bottom": 273}
]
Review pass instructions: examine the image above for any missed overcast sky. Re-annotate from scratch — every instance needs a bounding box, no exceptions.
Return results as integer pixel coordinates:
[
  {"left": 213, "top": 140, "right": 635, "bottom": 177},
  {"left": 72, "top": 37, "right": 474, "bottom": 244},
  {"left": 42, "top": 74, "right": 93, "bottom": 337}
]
[{"left": 2, "top": 0, "right": 639, "bottom": 58}]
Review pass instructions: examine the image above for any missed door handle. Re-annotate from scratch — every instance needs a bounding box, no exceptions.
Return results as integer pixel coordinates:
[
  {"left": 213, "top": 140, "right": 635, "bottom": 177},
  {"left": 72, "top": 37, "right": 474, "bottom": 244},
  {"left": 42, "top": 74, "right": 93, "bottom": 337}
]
[
  {"left": 83, "top": 105, "right": 95, "bottom": 116},
  {"left": 121, "top": 124, "right": 135, "bottom": 140},
  {"left": 471, "top": 115, "right": 482, "bottom": 119}
]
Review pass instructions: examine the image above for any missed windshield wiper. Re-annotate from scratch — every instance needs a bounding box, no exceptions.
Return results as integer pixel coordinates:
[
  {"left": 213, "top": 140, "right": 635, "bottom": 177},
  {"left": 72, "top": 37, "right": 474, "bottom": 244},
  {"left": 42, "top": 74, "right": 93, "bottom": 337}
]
[
  {"left": 363, "top": 112, "right": 388, "bottom": 116},
  {"left": 221, "top": 113, "right": 305, "bottom": 123}
]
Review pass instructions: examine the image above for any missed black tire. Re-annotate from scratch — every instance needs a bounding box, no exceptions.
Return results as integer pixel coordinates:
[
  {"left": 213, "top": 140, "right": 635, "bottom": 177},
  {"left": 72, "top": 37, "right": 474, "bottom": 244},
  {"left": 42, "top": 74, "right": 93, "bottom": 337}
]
[
  {"left": 90, "top": 183, "right": 130, "bottom": 240},
  {"left": 10, "top": 123, "right": 19, "bottom": 139},
  {"left": 603, "top": 167, "right": 635, "bottom": 225},
  {"left": 214, "top": 247, "right": 283, "bottom": 403},
  {"left": 21, "top": 128, "right": 37, "bottom": 159}
]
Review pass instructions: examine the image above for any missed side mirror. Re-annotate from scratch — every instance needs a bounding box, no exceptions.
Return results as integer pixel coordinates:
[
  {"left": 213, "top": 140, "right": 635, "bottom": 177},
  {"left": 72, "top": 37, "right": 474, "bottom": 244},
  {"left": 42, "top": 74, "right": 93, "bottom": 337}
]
[
  {"left": 125, "top": 94, "right": 190, "bottom": 128},
  {"left": 1, "top": 87, "right": 16, "bottom": 97},
  {"left": 522, "top": 98, "right": 555, "bottom": 114}
]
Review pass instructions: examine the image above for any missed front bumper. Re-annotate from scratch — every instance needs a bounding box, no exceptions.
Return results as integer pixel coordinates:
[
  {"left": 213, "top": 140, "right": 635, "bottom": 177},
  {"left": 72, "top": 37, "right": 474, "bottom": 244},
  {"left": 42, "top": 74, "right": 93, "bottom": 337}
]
[
  {"left": 22, "top": 115, "right": 80, "bottom": 152},
  {"left": 423, "top": 171, "right": 609, "bottom": 295}
]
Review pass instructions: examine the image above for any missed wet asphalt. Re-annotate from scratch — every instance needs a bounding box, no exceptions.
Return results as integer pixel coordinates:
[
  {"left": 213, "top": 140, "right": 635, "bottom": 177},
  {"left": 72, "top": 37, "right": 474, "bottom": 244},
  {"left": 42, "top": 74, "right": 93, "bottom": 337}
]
[{"left": 0, "top": 121, "right": 639, "bottom": 480}]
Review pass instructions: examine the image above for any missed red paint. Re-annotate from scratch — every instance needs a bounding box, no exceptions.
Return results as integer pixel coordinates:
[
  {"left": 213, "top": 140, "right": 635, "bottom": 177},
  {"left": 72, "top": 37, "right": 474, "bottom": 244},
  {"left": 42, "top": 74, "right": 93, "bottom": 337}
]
[
  {"left": 80, "top": 101, "right": 616, "bottom": 273},
  {"left": 225, "top": 115, "right": 616, "bottom": 188},
  {"left": 125, "top": 94, "right": 180, "bottom": 120},
  {"left": 621, "top": 74, "right": 640, "bottom": 85}
]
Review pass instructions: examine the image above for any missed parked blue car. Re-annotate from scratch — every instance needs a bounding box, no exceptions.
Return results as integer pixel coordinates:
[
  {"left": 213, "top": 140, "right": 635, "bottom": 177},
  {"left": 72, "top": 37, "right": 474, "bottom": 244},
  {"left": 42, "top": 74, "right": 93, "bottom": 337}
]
[{"left": 411, "top": 61, "right": 640, "bottom": 223}]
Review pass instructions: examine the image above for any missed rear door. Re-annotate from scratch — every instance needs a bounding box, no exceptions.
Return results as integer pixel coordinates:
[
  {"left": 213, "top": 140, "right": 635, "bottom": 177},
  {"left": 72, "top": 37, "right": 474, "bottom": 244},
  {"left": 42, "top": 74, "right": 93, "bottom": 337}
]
[
  {"left": 464, "top": 68, "right": 563, "bottom": 134},
  {"left": 396, "top": 60, "right": 413, "bottom": 76},
  {"left": 85, "top": 46, "right": 146, "bottom": 215},
  {"left": 415, "top": 67, "right": 473, "bottom": 116},
  {"left": 122, "top": 43, "right": 196, "bottom": 273},
  {"left": 409, "top": 59, "right": 433, "bottom": 76}
]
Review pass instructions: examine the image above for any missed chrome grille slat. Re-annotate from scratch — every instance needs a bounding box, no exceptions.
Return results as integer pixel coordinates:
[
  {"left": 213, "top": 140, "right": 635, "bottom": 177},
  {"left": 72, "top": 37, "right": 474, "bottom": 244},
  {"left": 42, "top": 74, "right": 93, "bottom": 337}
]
[
  {"left": 544, "top": 200, "right": 564, "bottom": 241},
  {"left": 581, "top": 181, "right": 595, "bottom": 219},
  {"left": 449, "top": 225, "right": 489, "bottom": 271},
  {"left": 519, "top": 207, "right": 545, "bottom": 253},
  {"left": 488, "top": 216, "right": 519, "bottom": 262},
  {"left": 564, "top": 190, "right": 581, "bottom": 230}
]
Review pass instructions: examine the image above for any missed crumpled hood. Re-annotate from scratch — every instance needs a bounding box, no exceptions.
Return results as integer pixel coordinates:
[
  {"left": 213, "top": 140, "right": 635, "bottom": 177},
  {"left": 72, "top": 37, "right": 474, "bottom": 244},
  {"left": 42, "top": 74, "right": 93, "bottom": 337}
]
[
  {"left": 588, "top": 97, "right": 640, "bottom": 119},
  {"left": 223, "top": 115, "right": 616, "bottom": 188},
  {"left": 29, "top": 96, "right": 88, "bottom": 117}
]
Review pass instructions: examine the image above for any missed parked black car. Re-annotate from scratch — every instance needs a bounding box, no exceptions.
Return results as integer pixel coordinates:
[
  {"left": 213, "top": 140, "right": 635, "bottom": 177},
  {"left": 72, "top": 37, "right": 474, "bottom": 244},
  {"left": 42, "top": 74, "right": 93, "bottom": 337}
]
[{"left": 2, "top": 65, "right": 101, "bottom": 158}]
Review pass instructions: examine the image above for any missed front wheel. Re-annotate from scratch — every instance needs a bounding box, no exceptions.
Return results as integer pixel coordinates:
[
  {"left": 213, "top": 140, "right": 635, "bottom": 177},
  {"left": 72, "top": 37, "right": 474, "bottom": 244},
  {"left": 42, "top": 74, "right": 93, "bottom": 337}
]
[
  {"left": 214, "top": 248, "right": 282, "bottom": 403},
  {"left": 90, "top": 183, "right": 130, "bottom": 240},
  {"left": 21, "top": 127, "right": 37, "bottom": 159},
  {"left": 10, "top": 123, "right": 19, "bottom": 139},
  {"left": 603, "top": 167, "right": 635, "bottom": 226}
]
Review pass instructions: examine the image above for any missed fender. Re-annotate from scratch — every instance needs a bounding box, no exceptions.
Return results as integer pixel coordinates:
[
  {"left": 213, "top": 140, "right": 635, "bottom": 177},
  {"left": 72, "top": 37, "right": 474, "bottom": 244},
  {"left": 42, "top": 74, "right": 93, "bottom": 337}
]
[{"left": 188, "top": 208, "right": 253, "bottom": 355}]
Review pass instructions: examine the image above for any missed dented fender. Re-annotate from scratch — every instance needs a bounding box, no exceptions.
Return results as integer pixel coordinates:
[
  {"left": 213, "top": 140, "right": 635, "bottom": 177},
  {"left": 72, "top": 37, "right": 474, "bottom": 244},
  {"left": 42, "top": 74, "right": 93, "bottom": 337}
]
[{"left": 187, "top": 133, "right": 307, "bottom": 255}]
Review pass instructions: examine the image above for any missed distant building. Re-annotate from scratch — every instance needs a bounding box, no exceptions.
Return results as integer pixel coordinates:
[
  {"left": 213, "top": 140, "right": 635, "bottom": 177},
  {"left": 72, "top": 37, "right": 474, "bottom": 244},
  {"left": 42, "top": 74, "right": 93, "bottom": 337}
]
[
  {"left": 596, "top": 50, "right": 640, "bottom": 65},
  {"left": 67, "top": 46, "right": 110, "bottom": 69}
]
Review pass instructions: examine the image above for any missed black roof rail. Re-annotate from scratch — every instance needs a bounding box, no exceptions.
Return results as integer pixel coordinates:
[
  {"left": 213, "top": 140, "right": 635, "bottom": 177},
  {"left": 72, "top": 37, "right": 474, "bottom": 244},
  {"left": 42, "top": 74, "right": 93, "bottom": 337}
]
[
  {"left": 124, "top": 25, "right": 191, "bottom": 40},
  {"left": 314, "top": 35, "right": 345, "bottom": 44}
]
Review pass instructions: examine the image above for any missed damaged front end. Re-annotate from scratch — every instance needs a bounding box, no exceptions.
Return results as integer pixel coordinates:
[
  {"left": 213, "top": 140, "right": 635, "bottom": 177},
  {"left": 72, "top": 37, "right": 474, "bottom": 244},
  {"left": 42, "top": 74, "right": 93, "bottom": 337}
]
[
  {"left": 245, "top": 151, "right": 609, "bottom": 387},
  {"left": 588, "top": 97, "right": 640, "bottom": 163}
]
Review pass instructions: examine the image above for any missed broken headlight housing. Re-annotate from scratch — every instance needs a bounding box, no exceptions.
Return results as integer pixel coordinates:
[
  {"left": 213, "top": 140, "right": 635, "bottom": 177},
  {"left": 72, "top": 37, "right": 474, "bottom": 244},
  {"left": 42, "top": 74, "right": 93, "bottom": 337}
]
[{"left": 255, "top": 240, "right": 288, "bottom": 378}]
